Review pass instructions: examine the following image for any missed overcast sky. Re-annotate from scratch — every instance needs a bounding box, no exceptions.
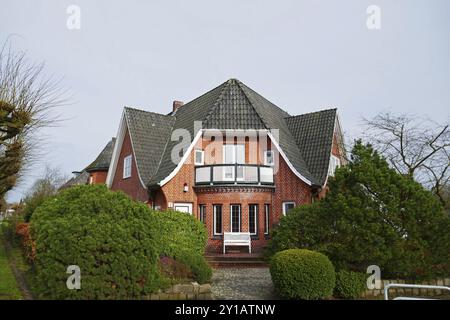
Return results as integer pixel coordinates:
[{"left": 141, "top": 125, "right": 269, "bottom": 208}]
[{"left": 2, "top": 0, "right": 449, "bottom": 202}]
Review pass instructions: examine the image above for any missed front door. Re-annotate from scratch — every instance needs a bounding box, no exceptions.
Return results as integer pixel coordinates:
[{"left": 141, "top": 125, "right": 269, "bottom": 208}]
[{"left": 174, "top": 203, "right": 193, "bottom": 214}]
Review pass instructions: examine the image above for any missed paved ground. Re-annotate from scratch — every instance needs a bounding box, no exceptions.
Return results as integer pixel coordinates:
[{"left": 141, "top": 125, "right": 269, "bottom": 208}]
[{"left": 211, "top": 267, "right": 279, "bottom": 300}]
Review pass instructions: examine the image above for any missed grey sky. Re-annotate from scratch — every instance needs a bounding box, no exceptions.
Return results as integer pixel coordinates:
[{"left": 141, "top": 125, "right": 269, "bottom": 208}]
[{"left": 2, "top": 0, "right": 449, "bottom": 202}]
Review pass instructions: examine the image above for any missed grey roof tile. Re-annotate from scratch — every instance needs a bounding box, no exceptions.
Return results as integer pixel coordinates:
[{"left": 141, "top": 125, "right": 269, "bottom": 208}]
[
  {"left": 285, "top": 109, "right": 337, "bottom": 186},
  {"left": 85, "top": 138, "right": 116, "bottom": 172}
]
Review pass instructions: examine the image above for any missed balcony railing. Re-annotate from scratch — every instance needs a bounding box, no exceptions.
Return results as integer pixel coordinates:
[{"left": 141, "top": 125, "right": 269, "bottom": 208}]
[{"left": 195, "top": 164, "right": 274, "bottom": 186}]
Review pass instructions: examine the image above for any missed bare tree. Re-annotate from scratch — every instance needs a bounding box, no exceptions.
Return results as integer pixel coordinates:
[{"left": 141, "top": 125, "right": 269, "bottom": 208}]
[
  {"left": 363, "top": 112, "right": 449, "bottom": 206},
  {"left": 0, "top": 41, "right": 66, "bottom": 209}
]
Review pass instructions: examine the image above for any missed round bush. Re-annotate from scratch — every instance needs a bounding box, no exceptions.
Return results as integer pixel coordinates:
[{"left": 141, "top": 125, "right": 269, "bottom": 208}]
[
  {"left": 270, "top": 249, "right": 335, "bottom": 300},
  {"left": 334, "top": 270, "right": 366, "bottom": 299},
  {"left": 30, "top": 185, "right": 163, "bottom": 299}
]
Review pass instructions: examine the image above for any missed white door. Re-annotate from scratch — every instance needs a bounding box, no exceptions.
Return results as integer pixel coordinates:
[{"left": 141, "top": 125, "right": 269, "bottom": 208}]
[{"left": 174, "top": 203, "right": 193, "bottom": 214}]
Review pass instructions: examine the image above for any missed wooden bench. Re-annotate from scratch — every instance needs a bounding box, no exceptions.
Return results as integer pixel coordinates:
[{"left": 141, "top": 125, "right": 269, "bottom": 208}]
[{"left": 223, "top": 232, "right": 251, "bottom": 254}]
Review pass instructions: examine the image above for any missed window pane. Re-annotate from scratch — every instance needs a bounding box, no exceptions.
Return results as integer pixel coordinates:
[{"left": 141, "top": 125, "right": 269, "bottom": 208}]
[
  {"left": 231, "top": 205, "right": 241, "bottom": 233},
  {"left": 264, "top": 204, "right": 269, "bottom": 235},
  {"left": 195, "top": 150, "right": 203, "bottom": 164},
  {"left": 214, "top": 205, "right": 222, "bottom": 235},
  {"left": 224, "top": 145, "right": 234, "bottom": 164},
  {"left": 199, "top": 205, "right": 206, "bottom": 223},
  {"left": 249, "top": 205, "right": 258, "bottom": 235},
  {"left": 236, "top": 145, "right": 245, "bottom": 164},
  {"left": 195, "top": 167, "right": 210, "bottom": 183}
]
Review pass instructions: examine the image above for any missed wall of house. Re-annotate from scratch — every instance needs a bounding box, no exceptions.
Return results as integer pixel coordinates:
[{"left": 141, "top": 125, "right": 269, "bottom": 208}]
[
  {"left": 89, "top": 171, "right": 108, "bottom": 184},
  {"left": 152, "top": 133, "right": 312, "bottom": 253},
  {"left": 110, "top": 129, "right": 149, "bottom": 202}
]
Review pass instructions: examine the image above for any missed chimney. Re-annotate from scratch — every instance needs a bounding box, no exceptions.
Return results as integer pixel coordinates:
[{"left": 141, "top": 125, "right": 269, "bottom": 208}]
[{"left": 173, "top": 100, "right": 184, "bottom": 112}]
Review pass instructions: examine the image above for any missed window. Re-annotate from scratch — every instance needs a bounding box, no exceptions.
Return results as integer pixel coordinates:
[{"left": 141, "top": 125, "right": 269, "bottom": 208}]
[
  {"left": 328, "top": 155, "right": 341, "bottom": 177},
  {"left": 249, "top": 204, "right": 258, "bottom": 235},
  {"left": 230, "top": 204, "right": 241, "bottom": 233},
  {"left": 264, "top": 150, "right": 274, "bottom": 166},
  {"left": 282, "top": 202, "right": 295, "bottom": 215},
  {"left": 264, "top": 204, "right": 270, "bottom": 235},
  {"left": 223, "top": 144, "right": 245, "bottom": 181},
  {"left": 123, "top": 155, "right": 132, "bottom": 178},
  {"left": 213, "top": 205, "right": 222, "bottom": 236},
  {"left": 199, "top": 204, "right": 206, "bottom": 223},
  {"left": 174, "top": 203, "right": 192, "bottom": 214},
  {"left": 195, "top": 149, "right": 204, "bottom": 165}
]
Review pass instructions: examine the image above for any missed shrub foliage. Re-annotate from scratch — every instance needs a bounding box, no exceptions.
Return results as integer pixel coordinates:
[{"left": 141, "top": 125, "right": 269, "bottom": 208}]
[
  {"left": 270, "top": 249, "right": 335, "bottom": 300},
  {"left": 271, "top": 142, "right": 450, "bottom": 279},
  {"left": 30, "top": 185, "right": 163, "bottom": 299},
  {"left": 150, "top": 210, "right": 211, "bottom": 283},
  {"left": 334, "top": 270, "right": 366, "bottom": 299}
]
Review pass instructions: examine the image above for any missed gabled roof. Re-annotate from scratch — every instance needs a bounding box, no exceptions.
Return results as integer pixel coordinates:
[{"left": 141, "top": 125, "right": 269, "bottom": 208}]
[
  {"left": 286, "top": 109, "right": 337, "bottom": 186},
  {"left": 111, "top": 79, "right": 340, "bottom": 188},
  {"left": 85, "top": 138, "right": 116, "bottom": 172},
  {"left": 124, "top": 108, "right": 176, "bottom": 185}
]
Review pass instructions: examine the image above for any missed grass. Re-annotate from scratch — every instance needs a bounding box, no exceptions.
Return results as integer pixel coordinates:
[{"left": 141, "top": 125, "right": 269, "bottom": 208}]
[{"left": 0, "top": 237, "right": 23, "bottom": 300}]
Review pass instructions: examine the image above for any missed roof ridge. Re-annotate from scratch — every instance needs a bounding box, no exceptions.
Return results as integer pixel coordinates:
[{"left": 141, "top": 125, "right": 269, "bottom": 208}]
[
  {"left": 124, "top": 106, "right": 173, "bottom": 118},
  {"left": 235, "top": 80, "right": 269, "bottom": 130},
  {"left": 286, "top": 108, "right": 337, "bottom": 119},
  {"left": 202, "top": 80, "right": 232, "bottom": 127},
  {"left": 168, "top": 80, "right": 231, "bottom": 116}
]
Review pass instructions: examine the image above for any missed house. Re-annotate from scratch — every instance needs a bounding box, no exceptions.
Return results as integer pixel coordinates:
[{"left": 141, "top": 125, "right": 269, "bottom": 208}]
[
  {"left": 71, "top": 79, "right": 345, "bottom": 254},
  {"left": 60, "top": 138, "right": 116, "bottom": 189}
]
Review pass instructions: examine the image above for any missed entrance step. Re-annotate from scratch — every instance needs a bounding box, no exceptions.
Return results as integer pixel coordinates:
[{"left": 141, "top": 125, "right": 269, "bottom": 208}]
[{"left": 205, "top": 253, "right": 268, "bottom": 268}]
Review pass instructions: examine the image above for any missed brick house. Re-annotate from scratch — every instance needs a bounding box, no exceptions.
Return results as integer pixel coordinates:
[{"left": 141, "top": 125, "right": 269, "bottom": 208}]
[{"left": 74, "top": 79, "right": 345, "bottom": 254}]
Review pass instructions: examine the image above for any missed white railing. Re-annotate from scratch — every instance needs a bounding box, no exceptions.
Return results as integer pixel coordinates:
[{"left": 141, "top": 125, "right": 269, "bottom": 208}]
[
  {"left": 384, "top": 283, "right": 450, "bottom": 300},
  {"left": 195, "top": 165, "right": 274, "bottom": 185}
]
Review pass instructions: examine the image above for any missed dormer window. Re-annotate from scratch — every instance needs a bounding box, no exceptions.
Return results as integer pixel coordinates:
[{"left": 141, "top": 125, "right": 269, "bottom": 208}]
[
  {"left": 123, "top": 155, "right": 132, "bottom": 179},
  {"left": 264, "top": 150, "right": 274, "bottom": 166},
  {"left": 195, "top": 149, "right": 204, "bottom": 165},
  {"left": 328, "top": 155, "right": 341, "bottom": 177}
]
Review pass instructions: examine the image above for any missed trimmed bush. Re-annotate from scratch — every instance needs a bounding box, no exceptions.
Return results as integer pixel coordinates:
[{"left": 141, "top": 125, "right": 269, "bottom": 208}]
[
  {"left": 334, "top": 270, "right": 366, "bottom": 299},
  {"left": 30, "top": 185, "right": 163, "bottom": 299},
  {"left": 270, "top": 249, "right": 335, "bottom": 300},
  {"left": 150, "top": 210, "right": 212, "bottom": 283}
]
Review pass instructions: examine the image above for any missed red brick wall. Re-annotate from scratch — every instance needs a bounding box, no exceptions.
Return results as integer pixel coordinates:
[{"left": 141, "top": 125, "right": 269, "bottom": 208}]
[
  {"left": 89, "top": 171, "right": 108, "bottom": 185},
  {"left": 152, "top": 134, "right": 312, "bottom": 253},
  {"left": 111, "top": 129, "right": 148, "bottom": 202}
]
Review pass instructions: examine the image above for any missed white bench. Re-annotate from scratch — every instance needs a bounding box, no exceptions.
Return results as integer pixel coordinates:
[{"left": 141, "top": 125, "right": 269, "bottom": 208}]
[{"left": 223, "top": 232, "right": 251, "bottom": 254}]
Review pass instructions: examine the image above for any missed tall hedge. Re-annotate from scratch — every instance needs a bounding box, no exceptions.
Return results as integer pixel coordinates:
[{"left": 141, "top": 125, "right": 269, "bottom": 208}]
[
  {"left": 271, "top": 142, "right": 450, "bottom": 279},
  {"left": 30, "top": 185, "right": 163, "bottom": 299}
]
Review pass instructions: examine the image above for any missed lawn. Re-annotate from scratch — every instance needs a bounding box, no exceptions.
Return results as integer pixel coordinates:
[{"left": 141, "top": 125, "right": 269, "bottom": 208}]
[{"left": 0, "top": 238, "right": 22, "bottom": 300}]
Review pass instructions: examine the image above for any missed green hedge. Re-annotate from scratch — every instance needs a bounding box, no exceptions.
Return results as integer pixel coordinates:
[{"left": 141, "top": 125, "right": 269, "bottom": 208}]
[
  {"left": 334, "top": 270, "right": 366, "bottom": 299},
  {"left": 270, "top": 249, "right": 335, "bottom": 300},
  {"left": 150, "top": 210, "right": 211, "bottom": 283},
  {"left": 30, "top": 185, "right": 163, "bottom": 299}
]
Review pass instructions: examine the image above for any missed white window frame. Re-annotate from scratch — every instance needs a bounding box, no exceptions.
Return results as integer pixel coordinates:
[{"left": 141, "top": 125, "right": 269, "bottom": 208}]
[
  {"left": 249, "top": 204, "right": 258, "bottom": 235},
  {"left": 174, "top": 203, "right": 193, "bottom": 215},
  {"left": 223, "top": 144, "right": 245, "bottom": 181},
  {"left": 123, "top": 154, "right": 132, "bottom": 179},
  {"left": 213, "top": 205, "right": 223, "bottom": 236},
  {"left": 264, "top": 204, "right": 270, "bottom": 235},
  {"left": 282, "top": 201, "right": 296, "bottom": 215},
  {"left": 328, "top": 155, "right": 341, "bottom": 177},
  {"left": 195, "top": 149, "right": 204, "bottom": 166},
  {"left": 264, "top": 150, "right": 275, "bottom": 166},
  {"left": 230, "top": 204, "right": 241, "bottom": 233}
]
